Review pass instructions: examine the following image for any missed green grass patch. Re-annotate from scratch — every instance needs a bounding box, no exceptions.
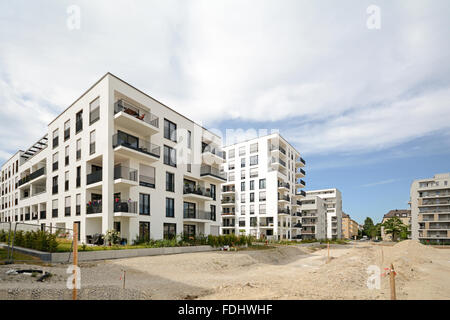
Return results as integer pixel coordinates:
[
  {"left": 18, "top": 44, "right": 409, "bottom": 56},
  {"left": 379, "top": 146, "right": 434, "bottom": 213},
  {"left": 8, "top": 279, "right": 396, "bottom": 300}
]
[{"left": 0, "top": 248, "right": 41, "bottom": 264}]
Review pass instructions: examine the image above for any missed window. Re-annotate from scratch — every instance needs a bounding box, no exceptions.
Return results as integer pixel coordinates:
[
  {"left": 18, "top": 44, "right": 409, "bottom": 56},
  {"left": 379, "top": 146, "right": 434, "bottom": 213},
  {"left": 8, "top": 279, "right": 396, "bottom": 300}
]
[
  {"left": 250, "top": 155, "right": 258, "bottom": 166},
  {"left": 250, "top": 168, "right": 258, "bottom": 178},
  {"left": 241, "top": 205, "right": 245, "bottom": 215},
  {"left": 52, "top": 129, "right": 59, "bottom": 149},
  {"left": 52, "top": 176, "right": 58, "bottom": 195},
  {"left": 241, "top": 158, "right": 246, "bottom": 168},
  {"left": 239, "top": 146, "right": 245, "bottom": 156},
  {"left": 241, "top": 193, "right": 245, "bottom": 203},
  {"left": 52, "top": 152, "right": 58, "bottom": 171},
  {"left": 65, "top": 146, "right": 69, "bottom": 166},
  {"left": 65, "top": 171, "right": 69, "bottom": 191},
  {"left": 166, "top": 198, "right": 175, "bottom": 217},
  {"left": 259, "top": 204, "right": 266, "bottom": 214},
  {"left": 163, "top": 223, "right": 176, "bottom": 239},
  {"left": 241, "top": 182, "right": 245, "bottom": 191},
  {"left": 259, "top": 178, "right": 266, "bottom": 189},
  {"left": 250, "top": 143, "right": 258, "bottom": 153},
  {"left": 239, "top": 218, "right": 245, "bottom": 227},
  {"left": 90, "top": 130, "right": 96, "bottom": 155},
  {"left": 76, "top": 110, "right": 83, "bottom": 133},
  {"left": 187, "top": 130, "right": 192, "bottom": 149},
  {"left": 65, "top": 196, "right": 71, "bottom": 216},
  {"left": 76, "top": 166, "right": 81, "bottom": 188},
  {"left": 76, "top": 194, "right": 81, "bottom": 216},
  {"left": 52, "top": 199, "right": 58, "bottom": 218},
  {"left": 164, "top": 145, "right": 177, "bottom": 167},
  {"left": 183, "top": 202, "right": 196, "bottom": 219},
  {"left": 228, "top": 173, "right": 235, "bottom": 182},
  {"left": 166, "top": 172, "right": 175, "bottom": 192},
  {"left": 64, "top": 120, "right": 70, "bottom": 141},
  {"left": 139, "top": 193, "right": 150, "bottom": 215},
  {"left": 89, "top": 97, "right": 100, "bottom": 124},
  {"left": 228, "top": 149, "right": 235, "bottom": 159},
  {"left": 250, "top": 204, "right": 255, "bottom": 214},
  {"left": 164, "top": 119, "right": 177, "bottom": 142},
  {"left": 259, "top": 191, "right": 266, "bottom": 201},
  {"left": 211, "top": 184, "right": 216, "bottom": 201},
  {"left": 250, "top": 180, "right": 255, "bottom": 190},
  {"left": 250, "top": 193, "right": 255, "bottom": 202},
  {"left": 139, "top": 222, "right": 150, "bottom": 242},
  {"left": 228, "top": 162, "right": 235, "bottom": 170},
  {"left": 76, "top": 139, "right": 81, "bottom": 160},
  {"left": 184, "top": 224, "right": 196, "bottom": 237},
  {"left": 139, "top": 164, "right": 156, "bottom": 188},
  {"left": 210, "top": 205, "right": 216, "bottom": 221},
  {"left": 241, "top": 170, "right": 245, "bottom": 179}
]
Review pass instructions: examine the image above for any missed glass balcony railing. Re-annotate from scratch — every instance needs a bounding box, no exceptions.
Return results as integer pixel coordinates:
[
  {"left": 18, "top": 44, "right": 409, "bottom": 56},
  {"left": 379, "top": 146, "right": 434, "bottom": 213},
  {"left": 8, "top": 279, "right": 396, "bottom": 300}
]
[
  {"left": 114, "top": 100, "right": 159, "bottom": 129},
  {"left": 114, "top": 166, "right": 138, "bottom": 182},
  {"left": 183, "top": 210, "right": 215, "bottom": 221},
  {"left": 200, "top": 165, "right": 227, "bottom": 180},
  {"left": 113, "top": 132, "right": 160, "bottom": 158}
]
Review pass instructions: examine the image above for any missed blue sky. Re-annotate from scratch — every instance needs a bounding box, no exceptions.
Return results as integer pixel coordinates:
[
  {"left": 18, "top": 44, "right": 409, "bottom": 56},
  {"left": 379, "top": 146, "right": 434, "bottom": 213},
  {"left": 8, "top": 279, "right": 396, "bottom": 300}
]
[{"left": 0, "top": 0, "right": 449, "bottom": 224}]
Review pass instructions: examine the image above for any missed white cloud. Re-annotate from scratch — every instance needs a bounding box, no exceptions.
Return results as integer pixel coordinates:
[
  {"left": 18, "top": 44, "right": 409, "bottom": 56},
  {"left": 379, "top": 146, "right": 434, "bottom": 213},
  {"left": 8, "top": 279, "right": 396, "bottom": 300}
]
[
  {"left": 361, "top": 179, "right": 397, "bottom": 187},
  {"left": 0, "top": 0, "right": 449, "bottom": 162}
]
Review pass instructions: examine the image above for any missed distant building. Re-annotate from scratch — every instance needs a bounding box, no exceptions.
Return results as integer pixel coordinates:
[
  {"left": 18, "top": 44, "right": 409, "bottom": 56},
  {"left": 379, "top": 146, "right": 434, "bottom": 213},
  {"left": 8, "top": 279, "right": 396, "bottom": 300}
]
[
  {"left": 342, "top": 212, "right": 358, "bottom": 239},
  {"left": 380, "top": 209, "right": 411, "bottom": 241},
  {"left": 410, "top": 173, "right": 450, "bottom": 244}
]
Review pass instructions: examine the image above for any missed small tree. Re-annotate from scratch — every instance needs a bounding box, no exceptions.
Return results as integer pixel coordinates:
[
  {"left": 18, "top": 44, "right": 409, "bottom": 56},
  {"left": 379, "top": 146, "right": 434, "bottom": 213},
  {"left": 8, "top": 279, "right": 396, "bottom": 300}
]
[{"left": 382, "top": 217, "right": 408, "bottom": 242}]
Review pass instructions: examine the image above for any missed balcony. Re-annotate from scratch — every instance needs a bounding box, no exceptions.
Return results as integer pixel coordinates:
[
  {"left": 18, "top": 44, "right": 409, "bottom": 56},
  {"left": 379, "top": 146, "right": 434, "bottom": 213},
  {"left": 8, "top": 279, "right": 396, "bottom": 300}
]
[
  {"left": 86, "top": 202, "right": 102, "bottom": 215},
  {"left": 113, "top": 200, "right": 138, "bottom": 217},
  {"left": 278, "top": 195, "right": 290, "bottom": 203},
  {"left": 278, "top": 208, "right": 290, "bottom": 215},
  {"left": 221, "top": 197, "right": 236, "bottom": 206},
  {"left": 222, "top": 186, "right": 236, "bottom": 194},
  {"left": 18, "top": 167, "right": 46, "bottom": 187},
  {"left": 295, "top": 168, "right": 306, "bottom": 178},
  {"left": 278, "top": 182, "right": 290, "bottom": 190},
  {"left": 113, "top": 132, "right": 160, "bottom": 163},
  {"left": 202, "top": 144, "right": 226, "bottom": 164},
  {"left": 114, "top": 100, "right": 159, "bottom": 136},
  {"left": 87, "top": 170, "right": 102, "bottom": 186},
  {"left": 296, "top": 157, "right": 306, "bottom": 167},
  {"left": 200, "top": 165, "right": 227, "bottom": 182},
  {"left": 183, "top": 186, "right": 213, "bottom": 201},
  {"left": 114, "top": 166, "right": 138, "bottom": 187},
  {"left": 292, "top": 222, "right": 302, "bottom": 228},
  {"left": 296, "top": 179, "right": 306, "bottom": 188},
  {"left": 183, "top": 210, "right": 215, "bottom": 221},
  {"left": 270, "top": 157, "right": 286, "bottom": 168},
  {"left": 295, "top": 190, "right": 306, "bottom": 198}
]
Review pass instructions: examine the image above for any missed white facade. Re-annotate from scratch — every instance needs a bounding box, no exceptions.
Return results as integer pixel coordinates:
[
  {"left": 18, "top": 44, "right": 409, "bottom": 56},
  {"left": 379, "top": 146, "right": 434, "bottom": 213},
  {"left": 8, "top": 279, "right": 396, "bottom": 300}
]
[
  {"left": 410, "top": 173, "right": 450, "bottom": 244},
  {"left": 306, "top": 188, "right": 342, "bottom": 239},
  {"left": 0, "top": 151, "right": 23, "bottom": 223},
  {"left": 221, "top": 133, "right": 306, "bottom": 240},
  {"left": 0, "top": 73, "right": 225, "bottom": 244},
  {"left": 299, "top": 195, "right": 327, "bottom": 240}
]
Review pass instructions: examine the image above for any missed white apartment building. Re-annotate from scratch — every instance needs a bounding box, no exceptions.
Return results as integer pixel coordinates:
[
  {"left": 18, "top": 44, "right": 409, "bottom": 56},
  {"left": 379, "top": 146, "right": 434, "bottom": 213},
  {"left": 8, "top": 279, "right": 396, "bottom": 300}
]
[
  {"left": 221, "top": 133, "right": 306, "bottom": 240},
  {"left": 306, "top": 188, "right": 342, "bottom": 239},
  {"left": 0, "top": 73, "right": 226, "bottom": 244},
  {"left": 298, "top": 195, "right": 327, "bottom": 240},
  {"left": 410, "top": 173, "right": 450, "bottom": 244}
]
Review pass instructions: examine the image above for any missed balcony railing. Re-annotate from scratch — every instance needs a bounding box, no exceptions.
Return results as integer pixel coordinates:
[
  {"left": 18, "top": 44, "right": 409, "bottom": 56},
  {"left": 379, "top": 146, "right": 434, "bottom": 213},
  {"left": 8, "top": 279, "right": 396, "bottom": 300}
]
[
  {"left": 221, "top": 197, "right": 236, "bottom": 204},
  {"left": 184, "top": 210, "right": 215, "bottom": 221},
  {"left": 139, "top": 174, "right": 155, "bottom": 188},
  {"left": 114, "top": 166, "right": 138, "bottom": 182},
  {"left": 113, "top": 132, "right": 161, "bottom": 158},
  {"left": 296, "top": 179, "right": 306, "bottom": 186},
  {"left": 32, "top": 186, "right": 46, "bottom": 196},
  {"left": 183, "top": 186, "right": 212, "bottom": 198},
  {"left": 278, "top": 208, "right": 291, "bottom": 215},
  {"left": 223, "top": 186, "right": 236, "bottom": 193},
  {"left": 296, "top": 168, "right": 306, "bottom": 175},
  {"left": 297, "top": 157, "right": 306, "bottom": 165},
  {"left": 87, "top": 170, "right": 102, "bottom": 185},
  {"left": 87, "top": 202, "right": 102, "bottom": 214},
  {"left": 270, "top": 145, "right": 286, "bottom": 155},
  {"left": 114, "top": 100, "right": 159, "bottom": 129},
  {"left": 200, "top": 165, "right": 227, "bottom": 180},
  {"left": 278, "top": 182, "right": 290, "bottom": 189},
  {"left": 278, "top": 195, "right": 290, "bottom": 202},
  {"left": 19, "top": 167, "right": 46, "bottom": 186},
  {"left": 114, "top": 201, "right": 137, "bottom": 214},
  {"left": 296, "top": 190, "right": 306, "bottom": 197},
  {"left": 202, "top": 144, "right": 225, "bottom": 159},
  {"left": 271, "top": 157, "right": 286, "bottom": 167}
]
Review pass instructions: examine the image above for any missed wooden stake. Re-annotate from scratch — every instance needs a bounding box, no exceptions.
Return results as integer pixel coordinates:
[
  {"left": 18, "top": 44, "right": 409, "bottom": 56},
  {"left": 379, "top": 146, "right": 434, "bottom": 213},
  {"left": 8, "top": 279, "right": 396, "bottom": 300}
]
[
  {"left": 327, "top": 242, "right": 330, "bottom": 263},
  {"left": 72, "top": 222, "right": 78, "bottom": 301},
  {"left": 390, "top": 263, "right": 396, "bottom": 300},
  {"left": 122, "top": 270, "right": 126, "bottom": 289},
  {"left": 381, "top": 247, "right": 384, "bottom": 266}
]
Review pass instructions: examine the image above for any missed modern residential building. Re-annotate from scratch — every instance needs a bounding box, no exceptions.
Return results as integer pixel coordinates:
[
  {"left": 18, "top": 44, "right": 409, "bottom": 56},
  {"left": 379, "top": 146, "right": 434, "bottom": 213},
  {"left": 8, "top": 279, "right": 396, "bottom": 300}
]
[
  {"left": 342, "top": 212, "right": 358, "bottom": 240},
  {"left": 0, "top": 73, "right": 226, "bottom": 244},
  {"left": 380, "top": 209, "right": 411, "bottom": 241},
  {"left": 221, "top": 133, "right": 306, "bottom": 240},
  {"left": 410, "top": 173, "right": 450, "bottom": 244},
  {"left": 306, "top": 188, "right": 342, "bottom": 239},
  {"left": 0, "top": 151, "right": 23, "bottom": 223},
  {"left": 298, "top": 195, "right": 327, "bottom": 240}
]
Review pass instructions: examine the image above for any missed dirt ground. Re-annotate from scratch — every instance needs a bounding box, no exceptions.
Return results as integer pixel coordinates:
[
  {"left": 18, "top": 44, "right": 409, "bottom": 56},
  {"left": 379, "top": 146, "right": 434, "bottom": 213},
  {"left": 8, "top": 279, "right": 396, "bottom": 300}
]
[{"left": 0, "top": 240, "right": 449, "bottom": 300}]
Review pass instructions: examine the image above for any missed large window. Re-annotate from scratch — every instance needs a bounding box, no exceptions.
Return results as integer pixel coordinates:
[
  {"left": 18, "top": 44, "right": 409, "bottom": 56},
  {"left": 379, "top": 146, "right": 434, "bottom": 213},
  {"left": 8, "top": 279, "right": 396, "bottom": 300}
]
[
  {"left": 250, "top": 193, "right": 255, "bottom": 202},
  {"left": 90, "top": 130, "right": 96, "bottom": 155},
  {"left": 89, "top": 97, "right": 100, "bottom": 124},
  {"left": 139, "top": 193, "right": 150, "bottom": 215},
  {"left": 52, "top": 152, "right": 59, "bottom": 172},
  {"left": 250, "top": 180, "right": 255, "bottom": 190},
  {"left": 52, "top": 129, "right": 59, "bottom": 149},
  {"left": 166, "top": 197, "right": 175, "bottom": 217},
  {"left": 76, "top": 139, "right": 81, "bottom": 160},
  {"left": 250, "top": 143, "right": 258, "bottom": 153},
  {"left": 64, "top": 120, "right": 70, "bottom": 141},
  {"left": 76, "top": 110, "right": 83, "bottom": 133},
  {"left": 228, "top": 149, "right": 235, "bottom": 159},
  {"left": 166, "top": 172, "right": 175, "bottom": 192},
  {"left": 65, "top": 146, "right": 69, "bottom": 166},
  {"left": 259, "top": 178, "right": 266, "bottom": 189},
  {"left": 163, "top": 223, "right": 176, "bottom": 239},
  {"left": 239, "top": 146, "right": 246, "bottom": 156},
  {"left": 240, "top": 158, "right": 246, "bottom": 168},
  {"left": 183, "top": 224, "right": 196, "bottom": 237},
  {"left": 250, "top": 155, "right": 258, "bottom": 166},
  {"left": 187, "top": 130, "right": 192, "bottom": 149},
  {"left": 139, "top": 222, "right": 150, "bottom": 242},
  {"left": 183, "top": 202, "right": 196, "bottom": 219},
  {"left": 241, "top": 181, "right": 245, "bottom": 191},
  {"left": 210, "top": 184, "right": 216, "bottom": 201},
  {"left": 164, "top": 145, "right": 177, "bottom": 167},
  {"left": 210, "top": 205, "right": 216, "bottom": 221},
  {"left": 164, "top": 119, "right": 177, "bottom": 142}
]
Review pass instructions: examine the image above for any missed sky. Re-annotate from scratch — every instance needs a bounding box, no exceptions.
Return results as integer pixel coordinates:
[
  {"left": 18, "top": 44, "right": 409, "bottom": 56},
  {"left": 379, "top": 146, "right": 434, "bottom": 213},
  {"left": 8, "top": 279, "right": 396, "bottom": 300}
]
[{"left": 0, "top": 0, "right": 449, "bottom": 224}]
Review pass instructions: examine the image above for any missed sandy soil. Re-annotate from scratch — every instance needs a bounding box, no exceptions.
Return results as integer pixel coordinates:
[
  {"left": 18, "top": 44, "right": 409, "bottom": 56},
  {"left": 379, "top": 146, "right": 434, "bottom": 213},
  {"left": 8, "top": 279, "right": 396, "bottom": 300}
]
[{"left": 0, "top": 240, "right": 449, "bottom": 300}]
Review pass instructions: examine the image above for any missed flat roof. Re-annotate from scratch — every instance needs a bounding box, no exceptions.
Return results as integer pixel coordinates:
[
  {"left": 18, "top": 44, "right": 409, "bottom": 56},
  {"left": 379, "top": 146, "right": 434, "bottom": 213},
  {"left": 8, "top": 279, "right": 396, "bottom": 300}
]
[
  {"left": 48, "top": 72, "right": 219, "bottom": 138},
  {"left": 1, "top": 150, "right": 24, "bottom": 169}
]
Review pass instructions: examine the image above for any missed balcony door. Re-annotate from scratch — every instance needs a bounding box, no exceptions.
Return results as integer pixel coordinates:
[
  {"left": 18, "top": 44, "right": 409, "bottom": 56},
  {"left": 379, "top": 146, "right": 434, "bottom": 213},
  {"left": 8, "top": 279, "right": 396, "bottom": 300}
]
[
  {"left": 183, "top": 202, "right": 196, "bottom": 219},
  {"left": 183, "top": 224, "right": 196, "bottom": 237}
]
